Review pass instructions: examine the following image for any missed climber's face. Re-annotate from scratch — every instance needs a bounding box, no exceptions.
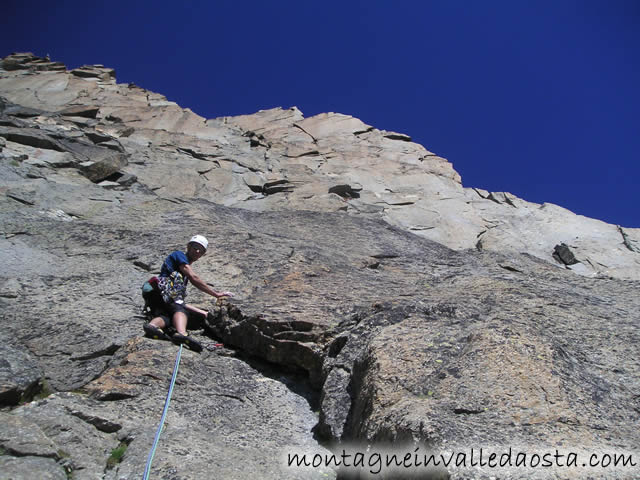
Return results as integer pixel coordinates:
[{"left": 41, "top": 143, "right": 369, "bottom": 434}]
[{"left": 187, "top": 242, "right": 206, "bottom": 262}]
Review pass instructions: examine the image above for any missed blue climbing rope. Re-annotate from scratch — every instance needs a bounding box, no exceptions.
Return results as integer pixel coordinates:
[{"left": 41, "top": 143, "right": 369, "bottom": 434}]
[{"left": 142, "top": 344, "right": 183, "bottom": 480}]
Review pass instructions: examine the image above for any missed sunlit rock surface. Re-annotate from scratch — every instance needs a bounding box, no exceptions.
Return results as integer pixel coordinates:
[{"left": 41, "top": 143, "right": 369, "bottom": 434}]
[{"left": 1, "top": 53, "right": 639, "bottom": 479}]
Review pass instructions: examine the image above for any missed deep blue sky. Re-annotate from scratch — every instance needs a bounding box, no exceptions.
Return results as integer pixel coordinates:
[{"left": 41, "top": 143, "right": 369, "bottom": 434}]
[{"left": 3, "top": 1, "right": 639, "bottom": 227}]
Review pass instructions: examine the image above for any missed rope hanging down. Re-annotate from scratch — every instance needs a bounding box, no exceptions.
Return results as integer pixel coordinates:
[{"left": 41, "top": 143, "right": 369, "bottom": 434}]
[{"left": 143, "top": 344, "right": 183, "bottom": 480}]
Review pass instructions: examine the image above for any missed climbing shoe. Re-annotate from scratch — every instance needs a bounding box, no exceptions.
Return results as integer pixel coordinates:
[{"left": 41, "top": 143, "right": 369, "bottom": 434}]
[
  {"left": 143, "top": 323, "right": 172, "bottom": 341},
  {"left": 172, "top": 333, "right": 203, "bottom": 353}
]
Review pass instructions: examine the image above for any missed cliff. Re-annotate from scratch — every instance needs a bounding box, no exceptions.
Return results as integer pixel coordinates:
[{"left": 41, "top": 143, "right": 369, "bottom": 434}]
[{"left": 1, "top": 53, "right": 638, "bottom": 479}]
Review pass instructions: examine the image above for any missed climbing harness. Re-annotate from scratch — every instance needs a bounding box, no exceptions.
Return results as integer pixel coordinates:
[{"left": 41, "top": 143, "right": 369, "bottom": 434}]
[{"left": 142, "top": 344, "right": 183, "bottom": 480}]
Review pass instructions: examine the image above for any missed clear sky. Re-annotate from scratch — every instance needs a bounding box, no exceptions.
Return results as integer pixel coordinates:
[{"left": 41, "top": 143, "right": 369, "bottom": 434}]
[{"left": 3, "top": 0, "right": 638, "bottom": 227}]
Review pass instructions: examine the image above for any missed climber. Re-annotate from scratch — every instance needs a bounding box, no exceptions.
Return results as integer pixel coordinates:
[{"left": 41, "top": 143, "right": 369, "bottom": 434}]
[{"left": 143, "top": 235, "right": 234, "bottom": 352}]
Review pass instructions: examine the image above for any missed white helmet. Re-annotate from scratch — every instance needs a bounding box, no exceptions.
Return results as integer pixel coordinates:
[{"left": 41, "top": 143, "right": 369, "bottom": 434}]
[{"left": 189, "top": 234, "right": 208, "bottom": 250}]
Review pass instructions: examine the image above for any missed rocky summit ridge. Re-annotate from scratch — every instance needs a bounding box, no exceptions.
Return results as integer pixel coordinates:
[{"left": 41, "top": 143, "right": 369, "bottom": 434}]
[{"left": 0, "top": 52, "right": 639, "bottom": 479}]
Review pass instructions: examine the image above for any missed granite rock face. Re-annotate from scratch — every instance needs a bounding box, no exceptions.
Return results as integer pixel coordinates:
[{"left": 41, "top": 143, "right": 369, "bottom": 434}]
[
  {"left": 1, "top": 53, "right": 639, "bottom": 479},
  {"left": 2, "top": 53, "right": 638, "bottom": 281}
]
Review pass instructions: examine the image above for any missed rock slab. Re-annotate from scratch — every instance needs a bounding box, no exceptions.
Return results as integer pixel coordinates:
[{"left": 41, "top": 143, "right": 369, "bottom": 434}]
[{"left": 0, "top": 52, "right": 638, "bottom": 480}]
